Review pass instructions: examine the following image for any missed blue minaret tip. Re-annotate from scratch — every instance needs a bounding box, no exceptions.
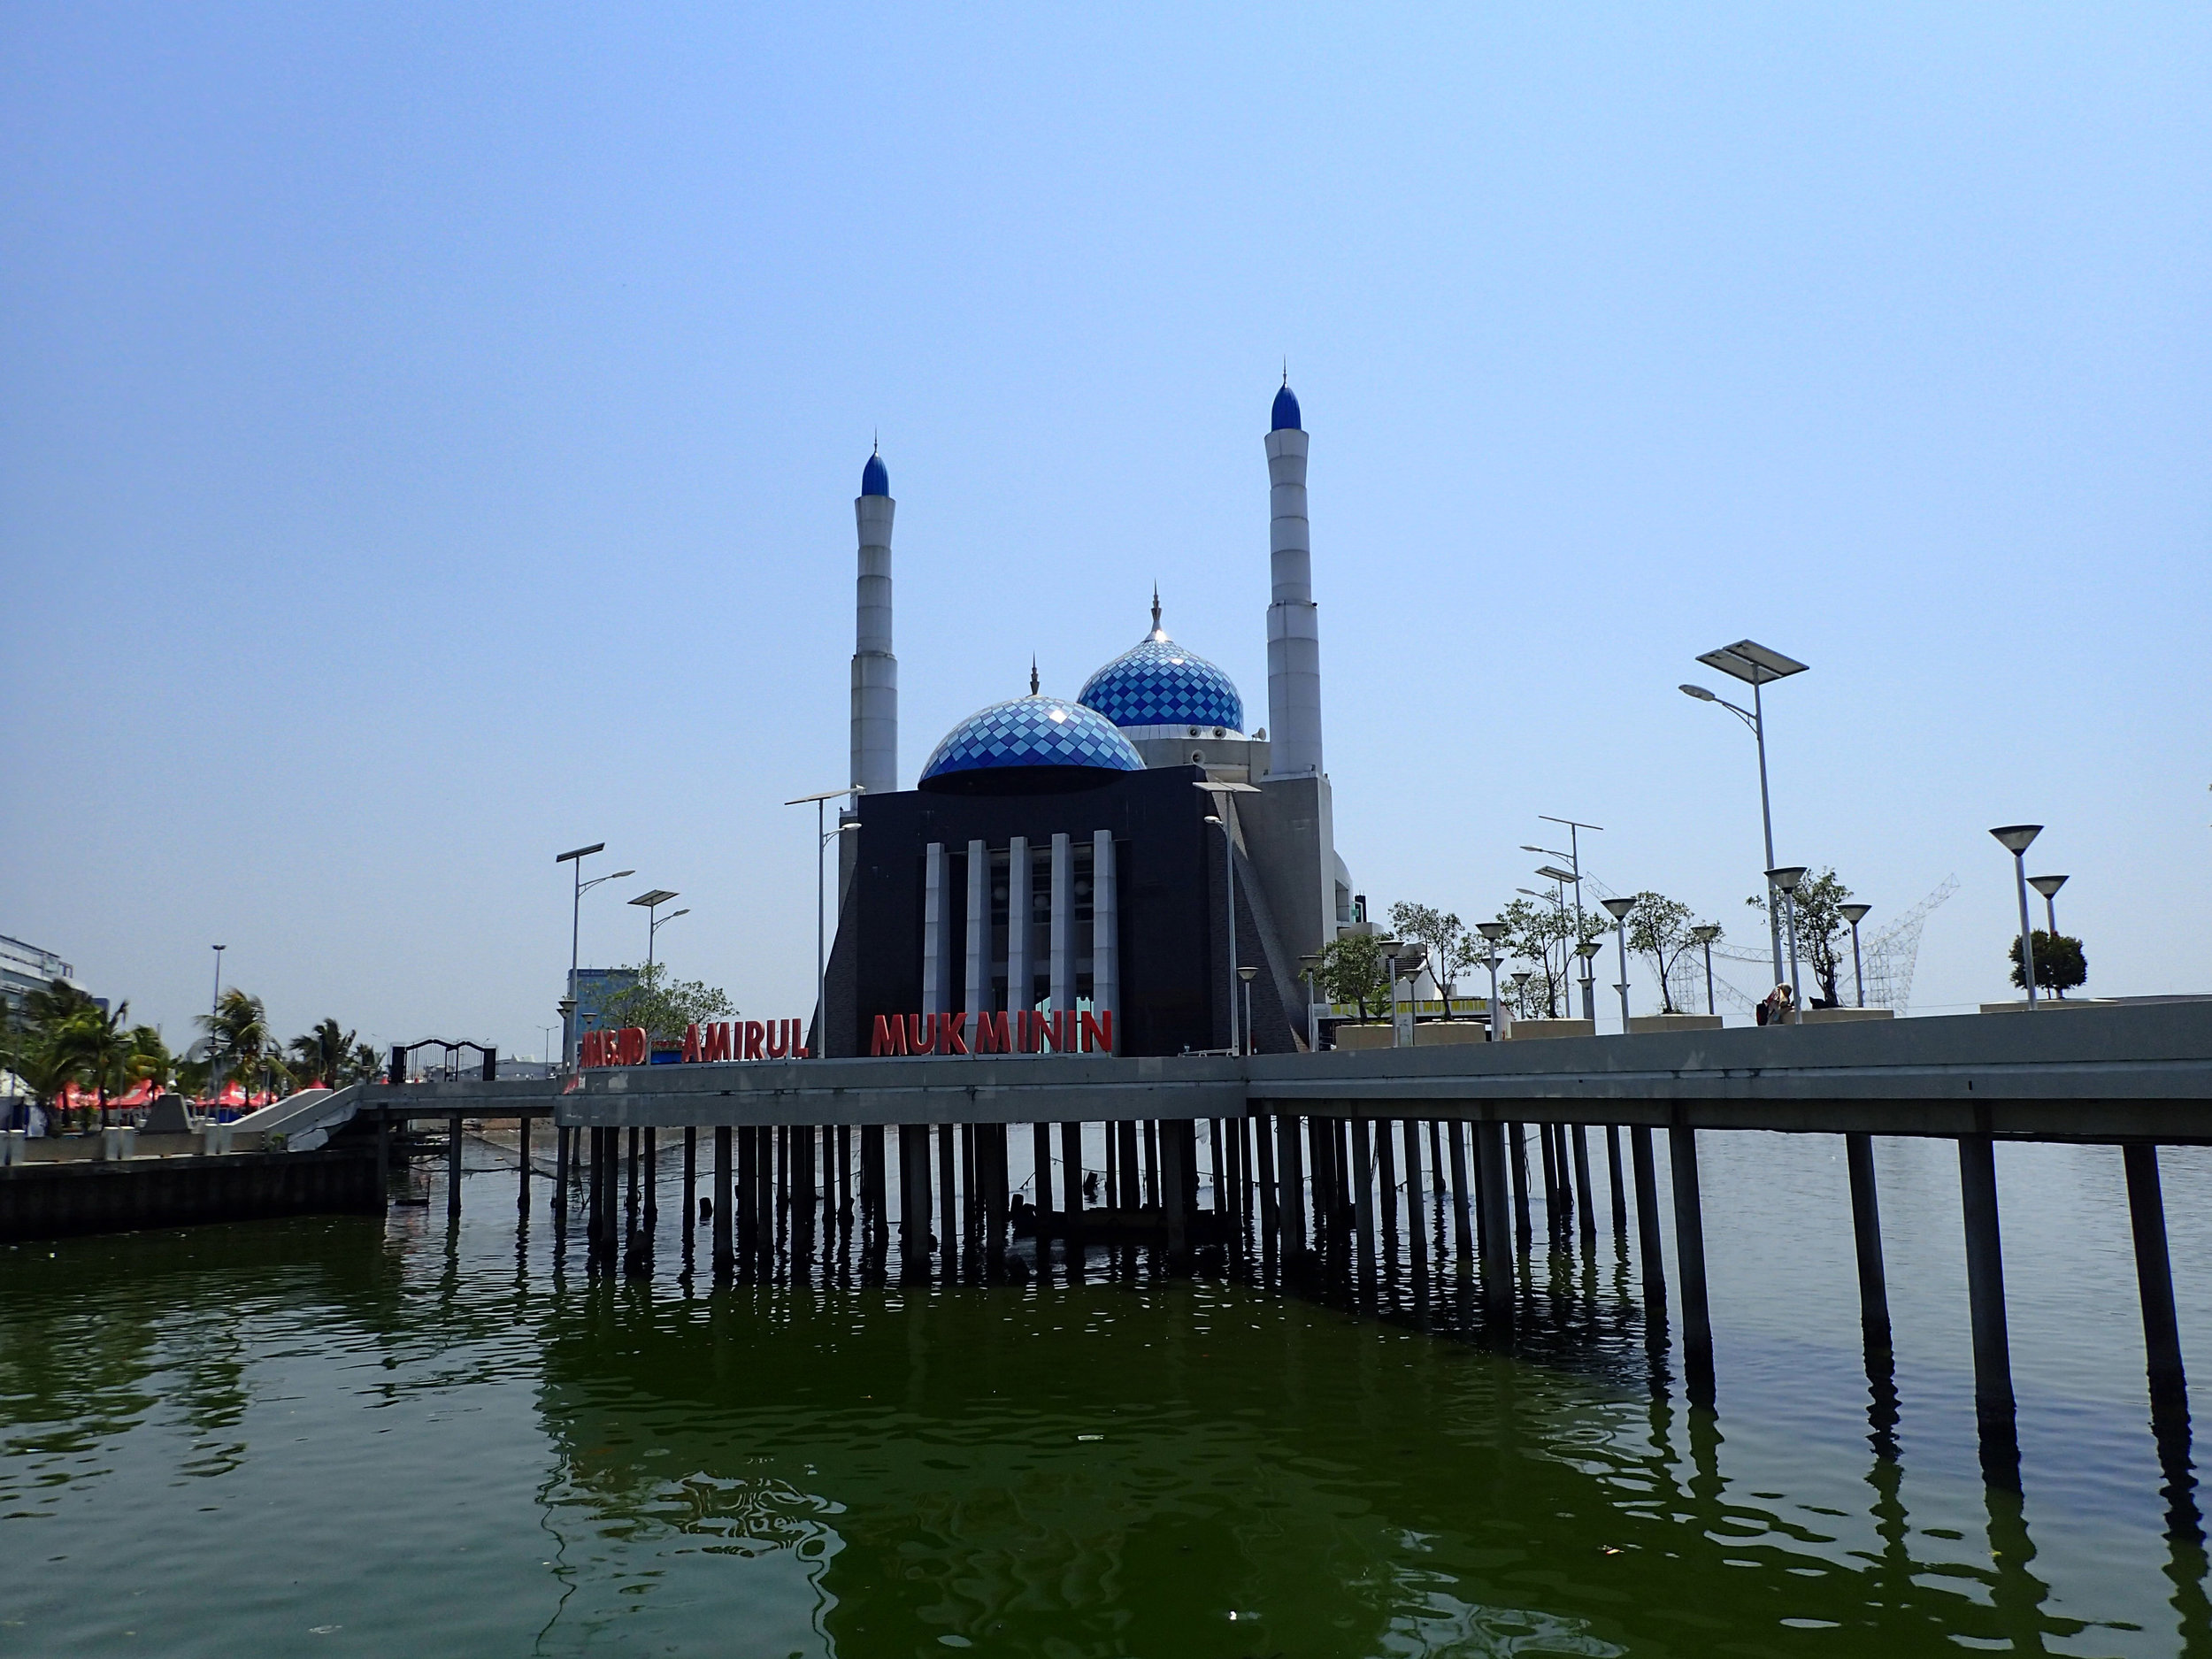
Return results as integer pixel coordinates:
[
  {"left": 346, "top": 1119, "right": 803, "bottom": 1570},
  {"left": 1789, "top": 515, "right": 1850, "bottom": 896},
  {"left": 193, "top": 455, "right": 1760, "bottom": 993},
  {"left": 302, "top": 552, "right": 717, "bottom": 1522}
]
[
  {"left": 860, "top": 445, "right": 889, "bottom": 496},
  {"left": 1271, "top": 379, "right": 1302, "bottom": 432}
]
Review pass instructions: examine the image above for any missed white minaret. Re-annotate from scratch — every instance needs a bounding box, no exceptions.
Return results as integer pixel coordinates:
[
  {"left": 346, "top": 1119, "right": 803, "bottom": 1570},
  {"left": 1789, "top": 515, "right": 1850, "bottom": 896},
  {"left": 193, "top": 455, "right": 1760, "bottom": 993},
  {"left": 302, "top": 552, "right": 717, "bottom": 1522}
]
[
  {"left": 850, "top": 446, "right": 897, "bottom": 800},
  {"left": 1263, "top": 380, "right": 1323, "bottom": 777}
]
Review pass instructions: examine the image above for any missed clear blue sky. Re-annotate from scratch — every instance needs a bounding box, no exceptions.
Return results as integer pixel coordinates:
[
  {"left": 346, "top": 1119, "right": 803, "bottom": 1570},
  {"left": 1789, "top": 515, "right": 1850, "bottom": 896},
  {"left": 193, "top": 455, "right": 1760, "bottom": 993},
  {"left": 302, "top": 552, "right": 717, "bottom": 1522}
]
[{"left": 5, "top": 4, "right": 2207, "bottom": 1054}]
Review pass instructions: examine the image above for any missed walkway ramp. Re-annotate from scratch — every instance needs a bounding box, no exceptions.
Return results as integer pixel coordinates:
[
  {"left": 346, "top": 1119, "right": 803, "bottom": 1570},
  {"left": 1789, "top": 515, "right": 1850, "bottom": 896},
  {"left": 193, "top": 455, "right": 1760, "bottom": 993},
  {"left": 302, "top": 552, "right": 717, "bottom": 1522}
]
[{"left": 228, "top": 1083, "right": 366, "bottom": 1151}]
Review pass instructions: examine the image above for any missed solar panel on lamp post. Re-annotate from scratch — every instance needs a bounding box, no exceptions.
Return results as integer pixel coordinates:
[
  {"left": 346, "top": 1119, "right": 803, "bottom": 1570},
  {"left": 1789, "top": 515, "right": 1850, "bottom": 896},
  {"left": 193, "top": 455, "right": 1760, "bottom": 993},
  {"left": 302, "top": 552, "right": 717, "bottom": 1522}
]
[
  {"left": 1766, "top": 867, "right": 1809, "bottom": 1017},
  {"left": 1989, "top": 826, "right": 2044, "bottom": 1006},
  {"left": 629, "top": 890, "right": 680, "bottom": 973},
  {"left": 1683, "top": 640, "right": 1808, "bottom": 989},
  {"left": 1839, "top": 904, "right": 1872, "bottom": 1008},
  {"left": 1600, "top": 897, "right": 1635, "bottom": 1031}
]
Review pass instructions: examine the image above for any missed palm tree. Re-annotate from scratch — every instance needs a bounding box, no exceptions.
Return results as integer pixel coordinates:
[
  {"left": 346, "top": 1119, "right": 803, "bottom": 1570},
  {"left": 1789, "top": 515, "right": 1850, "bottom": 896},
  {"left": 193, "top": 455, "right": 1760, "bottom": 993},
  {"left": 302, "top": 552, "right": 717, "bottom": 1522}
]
[
  {"left": 127, "top": 1026, "right": 175, "bottom": 1095},
  {"left": 16, "top": 979, "right": 103, "bottom": 1128},
  {"left": 71, "top": 1002, "right": 134, "bottom": 1128},
  {"left": 199, "top": 988, "right": 270, "bottom": 1105},
  {"left": 287, "top": 1018, "right": 355, "bottom": 1090}
]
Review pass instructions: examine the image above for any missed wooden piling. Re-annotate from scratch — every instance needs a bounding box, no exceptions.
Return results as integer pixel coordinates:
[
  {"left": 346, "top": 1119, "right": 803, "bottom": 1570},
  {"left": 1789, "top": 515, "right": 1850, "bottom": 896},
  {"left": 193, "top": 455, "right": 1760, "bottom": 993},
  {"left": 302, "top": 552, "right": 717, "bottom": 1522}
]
[
  {"left": 1605, "top": 1125, "right": 1627, "bottom": 1235},
  {"left": 2124, "top": 1143, "right": 2190, "bottom": 1415},
  {"left": 1476, "top": 1121, "right": 1513, "bottom": 1311},
  {"left": 1277, "top": 1114, "right": 1304, "bottom": 1256},
  {"left": 1447, "top": 1121, "right": 1475, "bottom": 1279},
  {"left": 446, "top": 1112, "right": 464, "bottom": 1215},
  {"left": 1350, "top": 1118, "right": 1378, "bottom": 1285},
  {"left": 1571, "top": 1125, "right": 1596, "bottom": 1243},
  {"left": 1631, "top": 1126, "right": 1666, "bottom": 1318},
  {"left": 1844, "top": 1132, "right": 1893, "bottom": 1362},
  {"left": 517, "top": 1117, "right": 531, "bottom": 1214},
  {"left": 1957, "top": 1133, "right": 2019, "bottom": 1483},
  {"left": 711, "top": 1126, "right": 733, "bottom": 1278},
  {"left": 937, "top": 1124, "right": 958, "bottom": 1270},
  {"left": 681, "top": 1127, "right": 696, "bottom": 1234},
  {"left": 1118, "top": 1120, "right": 1141, "bottom": 1211},
  {"left": 1162, "top": 1118, "right": 1191, "bottom": 1263},
  {"left": 1668, "top": 1125, "right": 1716, "bottom": 1405},
  {"left": 1402, "top": 1119, "right": 1427, "bottom": 1273},
  {"left": 1509, "top": 1124, "right": 1532, "bottom": 1252}
]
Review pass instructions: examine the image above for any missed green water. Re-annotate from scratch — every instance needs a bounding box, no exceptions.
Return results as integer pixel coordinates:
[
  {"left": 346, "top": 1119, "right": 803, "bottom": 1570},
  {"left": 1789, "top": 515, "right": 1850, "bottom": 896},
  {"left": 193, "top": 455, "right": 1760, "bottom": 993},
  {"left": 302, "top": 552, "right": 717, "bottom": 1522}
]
[{"left": 3, "top": 1134, "right": 2208, "bottom": 1655}]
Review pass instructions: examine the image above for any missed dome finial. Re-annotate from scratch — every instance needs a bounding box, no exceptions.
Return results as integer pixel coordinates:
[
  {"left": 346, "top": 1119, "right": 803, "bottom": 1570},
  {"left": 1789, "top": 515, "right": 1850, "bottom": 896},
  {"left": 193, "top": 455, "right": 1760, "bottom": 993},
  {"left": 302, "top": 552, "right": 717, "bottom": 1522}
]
[
  {"left": 1150, "top": 584, "right": 1161, "bottom": 633},
  {"left": 1029, "top": 657, "right": 1040, "bottom": 696}
]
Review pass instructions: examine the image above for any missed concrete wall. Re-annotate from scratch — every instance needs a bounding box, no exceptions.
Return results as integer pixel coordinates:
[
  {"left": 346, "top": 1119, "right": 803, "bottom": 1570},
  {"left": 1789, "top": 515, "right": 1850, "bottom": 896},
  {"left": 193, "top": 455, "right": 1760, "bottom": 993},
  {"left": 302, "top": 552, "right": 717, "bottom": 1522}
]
[{"left": 0, "top": 1148, "right": 383, "bottom": 1242}]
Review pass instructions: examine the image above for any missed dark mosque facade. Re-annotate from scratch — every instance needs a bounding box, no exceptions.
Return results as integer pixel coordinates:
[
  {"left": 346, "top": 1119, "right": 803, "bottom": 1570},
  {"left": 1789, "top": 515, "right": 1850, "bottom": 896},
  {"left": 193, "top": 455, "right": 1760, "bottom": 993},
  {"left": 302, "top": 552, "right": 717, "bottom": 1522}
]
[{"left": 820, "top": 384, "right": 1351, "bottom": 1058}]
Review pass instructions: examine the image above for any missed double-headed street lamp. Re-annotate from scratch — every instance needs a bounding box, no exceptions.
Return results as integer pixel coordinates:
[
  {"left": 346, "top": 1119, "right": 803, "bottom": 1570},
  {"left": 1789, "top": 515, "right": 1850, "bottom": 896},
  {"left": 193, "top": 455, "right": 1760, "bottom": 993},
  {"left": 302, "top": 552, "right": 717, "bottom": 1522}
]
[
  {"left": 629, "top": 890, "right": 681, "bottom": 972},
  {"left": 1682, "top": 640, "right": 1809, "bottom": 988},
  {"left": 556, "top": 843, "right": 634, "bottom": 1071},
  {"left": 1990, "top": 825, "right": 2044, "bottom": 1006},
  {"left": 1839, "top": 903, "right": 1872, "bottom": 1007}
]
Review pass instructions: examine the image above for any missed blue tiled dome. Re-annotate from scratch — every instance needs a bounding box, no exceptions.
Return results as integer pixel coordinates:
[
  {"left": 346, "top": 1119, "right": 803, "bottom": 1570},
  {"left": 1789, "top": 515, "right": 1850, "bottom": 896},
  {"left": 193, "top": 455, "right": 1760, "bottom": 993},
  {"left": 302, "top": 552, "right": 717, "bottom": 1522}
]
[
  {"left": 918, "top": 694, "right": 1144, "bottom": 793},
  {"left": 1079, "top": 611, "right": 1244, "bottom": 733}
]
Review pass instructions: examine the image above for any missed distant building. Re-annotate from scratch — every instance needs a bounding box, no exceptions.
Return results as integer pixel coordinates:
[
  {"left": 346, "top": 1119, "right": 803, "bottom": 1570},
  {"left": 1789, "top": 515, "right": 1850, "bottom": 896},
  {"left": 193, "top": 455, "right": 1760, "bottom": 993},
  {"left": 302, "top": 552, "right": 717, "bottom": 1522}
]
[
  {"left": 0, "top": 935, "right": 99, "bottom": 1014},
  {"left": 562, "top": 967, "right": 639, "bottom": 1061}
]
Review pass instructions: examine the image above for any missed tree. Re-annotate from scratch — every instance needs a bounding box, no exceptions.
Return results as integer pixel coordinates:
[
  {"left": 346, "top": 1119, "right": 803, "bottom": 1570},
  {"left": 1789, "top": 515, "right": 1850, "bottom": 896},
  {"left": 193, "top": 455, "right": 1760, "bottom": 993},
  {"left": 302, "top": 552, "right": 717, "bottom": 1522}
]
[
  {"left": 2009, "top": 931, "right": 2087, "bottom": 998},
  {"left": 1386, "top": 902, "right": 1477, "bottom": 1017},
  {"left": 63, "top": 1002, "right": 134, "bottom": 1128},
  {"left": 288, "top": 1018, "right": 356, "bottom": 1088},
  {"left": 1496, "top": 896, "right": 1606, "bottom": 1018},
  {"left": 593, "top": 963, "right": 737, "bottom": 1042},
  {"left": 11, "top": 979, "right": 102, "bottom": 1125},
  {"left": 199, "top": 987, "right": 271, "bottom": 1100},
  {"left": 1310, "top": 933, "right": 1391, "bottom": 1021},
  {"left": 1624, "top": 893, "right": 1717, "bottom": 1015},
  {"left": 1748, "top": 868, "right": 1854, "bottom": 1007},
  {"left": 127, "top": 1026, "right": 175, "bottom": 1094}
]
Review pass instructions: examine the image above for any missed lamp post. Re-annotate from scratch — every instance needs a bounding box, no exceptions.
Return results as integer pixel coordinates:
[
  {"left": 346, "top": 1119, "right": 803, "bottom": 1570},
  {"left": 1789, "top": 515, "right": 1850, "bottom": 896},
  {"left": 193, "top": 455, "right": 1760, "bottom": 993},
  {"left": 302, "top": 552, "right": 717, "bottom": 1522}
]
[
  {"left": 2029, "top": 874, "right": 2068, "bottom": 939},
  {"left": 649, "top": 907, "right": 689, "bottom": 965},
  {"left": 787, "top": 786, "right": 864, "bottom": 1058},
  {"left": 209, "top": 944, "right": 226, "bottom": 1102},
  {"left": 1990, "top": 826, "right": 2044, "bottom": 1006},
  {"left": 1839, "top": 904, "right": 1871, "bottom": 1008},
  {"left": 1476, "top": 921, "right": 1509, "bottom": 1041},
  {"left": 1600, "top": 897, "right": 1635, "bottom": 1031},
  {"left": 1527, "top": 816, "right": 1602, "bottom": 1000},
  {"left": 1682, "top": 639, "right": 1809, "bottom": 988},
  {"left": 1379, "top": 938, "right": 1402, "bottom": 1048},
  {"left": 1238, "top": 965, "right": 1259, "bottom": 1056},
  {"left": 1689, "top": 924, "right": 1721, "bottom": 1015},
  {"left": 1195, "top": 780, "right": 1262, "bottom": 1056},
  {"left": 1575, "top": 940, "right": 1602, "bottom": 1021},
  {"left": 628, "top": 890, "right": 680, "bottom": 972},
  {"left": 556, "top": 844, "right": 633, "bottom": 1071},
  {"left": 1509, "top": 971, "right": 1533, "bottom": 1025},
  {"left": 1298, "top": 952, "right": 1322, "bottom": 1051},
  {"left": 1766, "top": 866, "right": 1808, "bottom": 1016}
]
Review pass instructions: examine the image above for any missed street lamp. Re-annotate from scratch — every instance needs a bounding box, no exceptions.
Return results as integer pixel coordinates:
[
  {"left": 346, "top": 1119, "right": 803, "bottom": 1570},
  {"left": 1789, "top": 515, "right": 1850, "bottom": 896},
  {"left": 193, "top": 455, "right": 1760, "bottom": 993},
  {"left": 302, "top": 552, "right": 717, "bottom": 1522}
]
[
  {"left": 1990, "top": 826, "right": 2044, "bottom": 1006},
  {"left": 1683, "top": 639, "right": 1809, "bottom": 989},
  {"left": 1238, "top": 965, "right": 1259, "bottom": 1056},
  {"left": 1576, "top": 940, "right": 1602, "bottom": 1021},
  {"left": 628, "top": 890, "right": 681, "bottom": 972},
  {"left": 1298, "top": 951, "right": 1323, "bottom": 1051},
  {"left": 1766, "top": 866, "right": 1809, "bottom": 1015},
  {"left": 1509, "top": 971, "right": 1534, "bottom": 1024},
  {"left": 649, "top": 906, "right": 690, "bottom": 964},
  {"left": 2029, "top": 874, "right": 2068, "bottom": 939},
  {"left": 1600, "top": 896, "right": 1635, "bottom": 1031},
  {"left": 209, "top": 944, "right": 227, "bottom": 1103},
  {"left": 1529, "top": 815, "right": 1602, "bottom": 996},
  {"left": 1195, "top": 780, "right": 1262, "bottom": 1056},
  {"left": 1839, "top": 904, "right": 1872, "bottom": 1008},
  {"left": 787, "top": 786, "right": 864, "bottom": 1057},
  {"left": 1476, "top": 920, "right": 1509, "bottom": 1041},
  {"left": 1689, "top": 924, "right": 1722, "bottom": 1015},
  {"left": 556, "top": 843, "right": 633, "bottom": 1071}
]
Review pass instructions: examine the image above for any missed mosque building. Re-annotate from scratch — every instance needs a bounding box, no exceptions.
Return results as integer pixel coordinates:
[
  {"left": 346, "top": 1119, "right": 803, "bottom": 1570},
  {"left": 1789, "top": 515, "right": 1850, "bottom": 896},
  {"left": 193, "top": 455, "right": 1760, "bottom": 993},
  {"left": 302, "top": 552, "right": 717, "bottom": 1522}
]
[{"left": 819, "top": 382, "right": 1353, "bottom": 1058}]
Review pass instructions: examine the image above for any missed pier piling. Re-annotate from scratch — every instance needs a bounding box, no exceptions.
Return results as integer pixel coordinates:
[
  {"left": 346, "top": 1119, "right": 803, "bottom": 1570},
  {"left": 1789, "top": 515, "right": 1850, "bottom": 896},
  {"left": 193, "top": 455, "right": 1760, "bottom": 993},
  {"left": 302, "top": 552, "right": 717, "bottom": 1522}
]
[
  {"left": 447, "top": 1112, "right": 463, "bottom": 1216},
  {"left": 1668, "top": 1125, "right": 1714, "bottom": 1404},
  {"left": 2124, "top": 1143, "right": 2189, "bottom": 1417},
  {"left": 711, "top": 1126, "right": 733, "bottom": 1277},
  {"left": 1845, "top": 1132, "right": 1893, "bottom": 1363},
  {"left": 1957, "top": 1133, "right": 2020, "bottom": 1486}
]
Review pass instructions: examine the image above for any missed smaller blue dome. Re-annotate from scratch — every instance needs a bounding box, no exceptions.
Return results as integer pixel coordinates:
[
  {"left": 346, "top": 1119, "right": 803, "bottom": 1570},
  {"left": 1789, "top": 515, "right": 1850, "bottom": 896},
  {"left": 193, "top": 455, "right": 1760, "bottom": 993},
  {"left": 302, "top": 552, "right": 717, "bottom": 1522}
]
[
  {"left": 1271, "top": 382, "right": 1302, "bottom": 432},
  {"left": 860, "top": 450, "right": 889, "bottom": 496},
  {"left": 919, "top": 694, "right": 1144, "bottom": 794}
]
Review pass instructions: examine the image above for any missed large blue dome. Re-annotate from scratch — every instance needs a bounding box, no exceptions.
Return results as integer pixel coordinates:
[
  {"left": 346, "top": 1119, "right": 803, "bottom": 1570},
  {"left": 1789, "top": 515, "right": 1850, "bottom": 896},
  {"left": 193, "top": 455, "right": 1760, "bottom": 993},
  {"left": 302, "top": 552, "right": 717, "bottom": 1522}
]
[
  {"left": 918, "top": 693, "right": 1144, "bottom": 794},
  {"left": 1079, "top": 608, "right": 1244, "bottom": 733}
]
